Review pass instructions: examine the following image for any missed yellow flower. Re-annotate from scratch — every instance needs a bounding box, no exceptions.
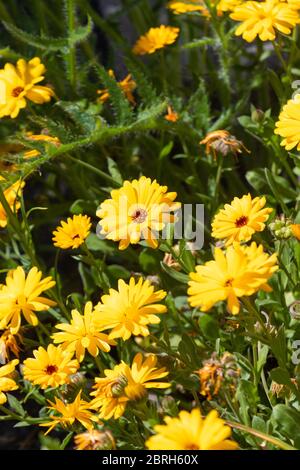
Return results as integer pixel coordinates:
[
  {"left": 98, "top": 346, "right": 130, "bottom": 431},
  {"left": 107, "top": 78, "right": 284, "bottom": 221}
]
[
  {"left": 133, "top": 25, "right": 180, "bottom": 55},
  {"left": 0, "top": 359, "right": 19, "bottom": 404},
  {"left": 230, "top": 0, "right": 300, "bottom": 42},
  {"left": 211, "top": 194, "right": 272, "bottom": 245},
  {"left": 52, "top": 301, "right": 115, "bottom": 362},
  {"left": 23, "top": 344, "right": 79, "bottom": 389},
  {"left": 0, "top": 329, "right": 22, "bottom": 363},
  {"left": 188, "top": 242, "right": 278, "bottom": 315},
  {"left": 23, "top": 132, "right": 61, "bottom": 159},
  {"left": 168, "top": 1, "right": 205, "bottom": 14},
  {"left": 40, "top": 391, "right": 99, "bottom": 435},
  {"left": 94, "top": 277, "right": 167, "bottom": 340},
  {"left": 165, "top": 105, "right": 179, "bottom": 122},
  {"left": 146, "top": 409, "right": 238, "bottom": 450},
  {"left": 200, "top": 130, "right": 250, "bottom": 159},
  {"left": 74, "top": 429, "right": 116, "bottom": 450},
  {"left": 52, "top": 214, "right": 92, "bottom": 249},
  {"left": 274, "top": 94, "right": 300, "bottom": 151},
  {"left": 97, "top": 176, "right": 180, "bottom": 250},
  {"left": 218, "top": 0, "right": 242, "bottom": 12},
  {"left": 0, "top": 57, "right": 54, "bottom": 118},
  {"left": 97, "top": 70, "right": 136, "bottom": 105},
  {"left": 0, "top": 266, "right": 56, "bottom": 334},
  {"left": 0, "top": 178, "right": 25, "bottom": 228},
  {"left": 291, "top": 223, "right": 300, "bottom": 240},
  {"left": 90, "top": 353, "right": 170, "bottom": 420}
]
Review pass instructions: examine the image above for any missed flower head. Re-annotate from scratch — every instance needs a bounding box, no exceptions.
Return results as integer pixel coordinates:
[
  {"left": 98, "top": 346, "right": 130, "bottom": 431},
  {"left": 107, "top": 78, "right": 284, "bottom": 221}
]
[
  {"left": 52, "top": 301, "right": 115, "bottom": 362},
  {"left": 168, "top": 1, "right": 205, "bottom": 14},
  {"left": 52, "top": 214, "right": 91, "bottom": 250},
  {"left": 94, "top": 277, "right": 167, "bottom": 340},
  {"left": 23, "top": 132, "right": 61, "bottom": 158},
  {"left": 133, "top": 25, "right": 180, "bottom": 55},
  {"left": 97, "top": 70, "right": 136, "bottom": 105},
  {"left": 146, "top": 409, "right": 238, "bottom": 450},
  {"left": 97, "top": 176, "right": 180, "bottom": 250},
  {"left": 212, "top": 194, "right": 272, "bottom": 245},
  {"left": 0, "top": 179, "right": 25, "bottom": 228},
  {"left": 200, "top": 130, "right": 250, "bottom": 159},
  {"left": 74, "top": 429, "right": 116, "bottom": 450},
  {"left": 230, "top": 0, "right": 300, "bottom": 42},
  {"left": 40, "top": 391, "right": 99, "bottom": 435},
  {"left": 0, "top": 329, "right": 22, "bottom": 363},
  {"left": 23, "top": 344, "right": 79, "bottom": 389},
  {"left": 274, "top": 94, "right": 300, "bottom": 151},
  {"left": 0, "top": 359, "right": 18, "bottom": 404},
  {"left": 0, "top": 57, "right": 54, "bottom": 118},
  {"left": 0, "top": 266, "right": 56, "bottom": 334},
  {"left": 188, "top": 242, "right": 278, "bottom": 315}
]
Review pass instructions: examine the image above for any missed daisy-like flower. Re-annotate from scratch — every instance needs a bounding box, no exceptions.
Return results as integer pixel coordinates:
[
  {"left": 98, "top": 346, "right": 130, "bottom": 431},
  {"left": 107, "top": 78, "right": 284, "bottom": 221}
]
[
  {"left": 52, "top": 302, "right": 115, "bottom": 363},
  {"left": 74, "top": 429, "right": 116, "bottom": 450},
  {"left": 52, "top": 214, "right": 92, "bottom": 250},
  {"left": 0, "top": 57, "right": 54, "bottom": 119},
  {"left": 0, "top": 178, "right": 25, "bottom": 228},
  {"left": 40, "top": 391, "right": 99, "bottom": 435},
  {"left": 188, "top": 242, "right": 278, "bottom": 315},
  {"left": 0, "top": 359, "right": 19, "bottom": 404},
  {"left": 133, "top": 25, "right": 180, "bottom": 55},
  {"left": 211, "top": 194, "right": 272, "bottom": 245},
  {"left": 97, "top": 176, "right": 180, "bottom": 250},
  {"left": 90, "top": 353, "right": 170, "bottom": 420},
  {"left": 230, "top": 0, "right": 300, "bottom": 42},
  {"left": 94, "top": 277, "right": 167, "bottom": 341},
  {"left": 274, "top": 94, "right": 300, "bottom": 151},
  {"left": 0, "top": 266, "right": 56, "bottom": 334},
  {"left": 200, "top": 130, "right": 250, "bottom": 159},
  {"left": 23, "top": 344, "right": 79, "bottom": 389},
  {"left": 97, "top": 70, "right": 136, "bottom": 105},
  {"left": 146, "top": 409, "right": 238, "bottom": 450},
  {"left": 0, "top": 330, "right": 21, "bottom": 363}
]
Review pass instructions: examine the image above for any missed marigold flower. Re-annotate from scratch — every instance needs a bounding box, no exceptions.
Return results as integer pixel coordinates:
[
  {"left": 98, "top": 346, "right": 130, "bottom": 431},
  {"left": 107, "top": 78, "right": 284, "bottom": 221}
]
[
  {"left": 74, "top": 429, "right": 116, "bottom": 450},
  {"left": 188, "top": 242, "right": 278, "bottom": 315},
  {"left": 0, "top": 57, "right": 54, "bottom": 118},
  {"left": 146, "top": 409, "right": 238, "bottom": 450},
  {"left": 94, "top": 277, "right": 167, "bottom": 340},
  {"left": 212, "top": 194, "right": 272, "bottom": 245},
  {"left": 52, "top": 214, "right": 91, "bottom": 250},
  {"left": 40, "top": 391, "right": 99, "bottom": 435},
  {"left": 0, "top": 329, "right": 22, "bottom": 363},
  {"left": 230, "top": 0, "right": 300, "bottom": 42},
  {"left": 0, "top": 266, "right": 56, "bottom": 334},
  {"left": 0, "top": 358, "right": 18, "bottom": 404},
  {"left": 164, "top": 105, "right": 179, "bottom": 122},
  {"left": 97, "top": 70, "right": 136, "bottom": 105},
  {"left": 133, "top": 25, "right": 180, "bottom": 55},
  {"left": 274, "top": 94, "right": 300, "bottom": 151},
  {"left": 52, "top": 301, "right": 115, "bottom": 362},
  {"left": 0, "top": 178, "right": 25, "bottom": 228},
  {"left": 23, "top": 344, "right": 79, "bottom": 389},
  {"left": 200, "top": 130, "right": 250, "bottom": 159},
  {"left": 97, "top": 176, "right": 180, "bottom": 250}
]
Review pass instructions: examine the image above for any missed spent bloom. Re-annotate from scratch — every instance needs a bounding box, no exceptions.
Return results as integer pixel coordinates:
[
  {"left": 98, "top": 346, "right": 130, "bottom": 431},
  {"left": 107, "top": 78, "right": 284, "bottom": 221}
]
[
  {"left": 274, "top": 94, "right": 300, "bottom": 151},
  {"left": 146, "top": 409, "right": 238, "bottom": 450},
  {"left": 212, "top": 194, "right": 272, "bottom": 245},
  {"left": 0, "top": 266, "right": 56, "bottom": 334},
  {"left": 0, "top": 330, "right": 21, "bottom": 363},
  {"left": 0, "top": 57, "right": 54, "bottom": 118},
  {"left": 133, "top": 25, "right": 180, "bottom": 55},
  {"left": 52, "top": 301, "right": 115, "bottom": 362},
  {"left": 94, "top": 277, "right": 167, "bottom": 340},
  {"left": 52, "top": 214, "right": 91, "bottom": 250},
  {"left": 200, "top": 130, "right": 250, "bottom": 159},
  {"left": 97, "top": 70, "right": 136, "bottom": 105},
  {"left": 0, "top": 359, "right": 19, "bottom": 404},
  {"left": 188, "top": 242, "right": 278, "bottom": 315},
  {"left": 97, "top": 176, "right": 180, "bottom": 250},
  {"left": 0, "top": 178, "right": 24, "bottom": 228},
  {"left": 165, "top": 105, "right": 179, "bottom": 122},
  {"left": 74, "top": 429, "right": 116, "bottom": 450}
]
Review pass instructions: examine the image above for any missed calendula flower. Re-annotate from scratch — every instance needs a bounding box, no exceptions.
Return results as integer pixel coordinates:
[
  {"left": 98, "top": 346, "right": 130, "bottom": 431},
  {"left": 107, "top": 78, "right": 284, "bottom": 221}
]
[
  {"left": 188, "top": 242, "right": 278, "bottom": 315},
  {"left": 52, "top": 214, "right": 91, "bottom": 250},
  {"left": 0, "top": 266, "right": 56, "bottom": 334},
  {"left": 40, "top": 391, "right": 99, "bottom": 435},
  {"left": 0, "top": 178, "right": 25, "bottom": 228},
  {"left": 146, "top": 409, "right": 238, "bottom": 450},
  {"left": 274, "top": 94, "right": 300, "bottom": 151},
  {"left": 0, "top": 57, "right": 54, "bottom": 118},
  {"left": 200, "top": 130, "right": 250, "bottom": 159},
  {"left": 90, "top": 353, "right": 170, "bottom": 419},
  {"left": 230, "top": 0, "right": 300, "bottom": 42},
  {"left": 0, "top": 330, "right": 21, "bottom": 363},
  {"left": 94, "top": 277, "right": 167, "bottom": 340},
  {"left": 218, "top": 0, "right": 242, "bottom": 12},
  {"left": 74, "top": 429, "right": 116, "bottom": 450},
  {"left": 133, "top": 25, "right": 180, "bottom": 55},
  {"left": 23, "top": 344, "right": 79, "bottom": 389},
  {"left": 97, "top": 176, "right": 180, "bottom": 250},
  {"left": 164, "top": 105, "right": 179, "bottom": 122},
  {"left": 97, "top": 70, "right": 136, "bottom": 105},
  {"left": 52, "top": 302, "right": 115, "bottom": 363},
  {"left": 0, "top": 359, "right": 18, "bottom": 404},
  {"left": 212, "top": 194, "right": 272, "bottom": 245},
  {"left": 168, "top": 1, "right": 205, "bottom": 14}
]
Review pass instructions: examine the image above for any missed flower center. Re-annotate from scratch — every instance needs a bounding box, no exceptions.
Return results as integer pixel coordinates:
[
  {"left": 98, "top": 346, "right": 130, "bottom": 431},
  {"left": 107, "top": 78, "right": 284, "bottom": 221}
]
[
  {"left": 225, "top": 278, "right": 233, "bottom": 287},
  {"left": 11, "top": 86, "right": 24, "bottom": 97},
  {"left": 131, "top": 208, "right": 147, "bottom": 223},
  {"left": 185, "top": 444, "right": 199, "bottom": 450},
  {"left": 71, "top": 233, "right": 80, "bottom": 240},
  {"left": 45, "top": 364, "right": 58, "bottom": 375},
  {"left": 111, "top": 375, "right": 128, "bottom": 397},
  {"left": 235, "top": 215, "right": 248, "bottom": 228}
]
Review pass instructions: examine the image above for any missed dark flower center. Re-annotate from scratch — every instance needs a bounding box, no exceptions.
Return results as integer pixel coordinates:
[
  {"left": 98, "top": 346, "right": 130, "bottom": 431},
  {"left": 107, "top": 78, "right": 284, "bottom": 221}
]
[
  {"left": 225, "top": 278, "right": 233, "bottom": 287},
  {"left": 45, "top": 364, "right": 58, "bottom": 375},
  {"left": 12, "top": 87, "right": 24, "bottom": 97},
  {"left": 131, "top": 208, "right": 147, "bottom": 223},
  {"left": 235, "top": 215, "right": 248, "bottom": 228}
]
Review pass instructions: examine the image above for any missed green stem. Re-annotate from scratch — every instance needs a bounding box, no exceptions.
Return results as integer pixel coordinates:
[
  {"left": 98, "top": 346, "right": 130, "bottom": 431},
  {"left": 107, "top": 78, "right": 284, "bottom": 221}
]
[
  {"left": 67, "top": 155, "right": 121, "bottom": 187},
  {"left": 65, "top": 0, "right": 77, "bottom": 91}
]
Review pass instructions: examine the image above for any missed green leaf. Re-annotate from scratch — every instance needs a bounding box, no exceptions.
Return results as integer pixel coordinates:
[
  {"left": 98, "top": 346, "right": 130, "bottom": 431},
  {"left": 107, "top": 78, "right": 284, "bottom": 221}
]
[
  {"left": 160, "top": 261, "right": 189, "bottom": 284},
  {"left": 139, "top": 249, "right": 161, "bottom": 274},
  {"left": 60, "top": 431, "right": 74, "bottom": 450},
  {"left": 236, "top": 380, "right": 259, "bottom": 425},
  {"left": 198, "top": 313, "right": 219, "bottom": 342},
  {"left": 107, "top": 157, "right": 123, "bottom": 185},
  {"left": 7, "top": 394, "right": 26, "bottom": 417},
  {"left": 85, "top": 233, "right": 115, "bottom": 255},
  {"left": 271, "top": 405, "right": 300, "bottom": 448},
  {"left": 39, "top": 433, "right": 62, "bottom": 450},
  {"left": 256, "top": 345, "right": 269, "bottom": 376}
]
